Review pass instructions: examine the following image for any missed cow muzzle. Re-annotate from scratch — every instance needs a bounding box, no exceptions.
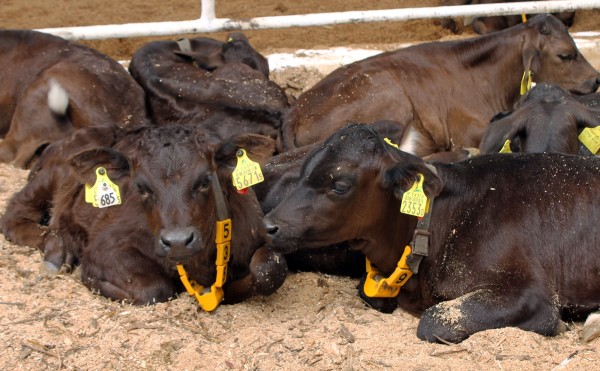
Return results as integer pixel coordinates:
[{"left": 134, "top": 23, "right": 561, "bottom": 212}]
[
  {"left": 157, "top": 227, "right": 202, "bottom": 261},
  {"left": 263, "top": 216, "right": 301, "bottom": 254}
]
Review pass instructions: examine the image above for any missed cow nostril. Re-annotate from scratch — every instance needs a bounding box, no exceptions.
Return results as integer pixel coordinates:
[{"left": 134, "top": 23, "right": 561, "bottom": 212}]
[
  {"left": 185, "top": 232, "right": 196, "bottom": 248},
  {"left": 160, "top": 237, "right": 171, "bottom": 250},
  {"left": 265, "top": 223, "right": 279, "bottom": 236}
]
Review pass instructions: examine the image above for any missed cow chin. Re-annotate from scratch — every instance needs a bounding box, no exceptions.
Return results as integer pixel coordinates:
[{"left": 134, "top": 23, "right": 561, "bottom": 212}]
[
  {"left": 270, "top": 232, "right": 344, "bottom": 255},
  {"left": 567, "top": 78, "right": 600, "bottom": 95},
  {"left": 267, "top": 234, "right": 304, "bottom": 255}
]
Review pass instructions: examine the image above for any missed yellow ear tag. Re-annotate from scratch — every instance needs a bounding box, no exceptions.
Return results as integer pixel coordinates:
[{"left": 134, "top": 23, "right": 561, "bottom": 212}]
[
  {"left": 520, "top": 70, "right": 533, "bottom": 95},
  {"left": 579, "top": 127, "right": 600, "bottom": 154},
  {"left": 400, "top": 174, "right": 429, "bottom": 218},
  {"left": 384, "top": 137, "right": 400, "bottom": 149},
  {"left": 84, "top": 167, "right": 122, "bottom": 208},
  {"left": 499, "top": 139, "right": 513, "bottom": 153},
  {"left": 231, "top": 149, "right": 264, "bottom": 190}
]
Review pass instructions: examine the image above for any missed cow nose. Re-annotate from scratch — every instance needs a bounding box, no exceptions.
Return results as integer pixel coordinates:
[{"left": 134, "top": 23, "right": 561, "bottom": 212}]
[{"left": 158, "top": 227, "right": 201, "bottom": 259}]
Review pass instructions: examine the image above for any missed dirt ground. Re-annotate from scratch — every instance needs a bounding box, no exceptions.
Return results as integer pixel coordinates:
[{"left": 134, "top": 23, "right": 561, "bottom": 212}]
[{"left": 1, "top": 1, "right": 600, "bottom": 370}]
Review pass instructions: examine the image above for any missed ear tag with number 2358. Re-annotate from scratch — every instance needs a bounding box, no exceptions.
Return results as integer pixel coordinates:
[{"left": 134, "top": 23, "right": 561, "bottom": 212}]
[
  {"left": 84, "top": 167, "right": 122, "bottom": 208},
  {"left": 231, "top": 149, "right": 264, "bottom": 192},
  {"left": 400, "top": 174, "right": 429, "bottom": 218}
]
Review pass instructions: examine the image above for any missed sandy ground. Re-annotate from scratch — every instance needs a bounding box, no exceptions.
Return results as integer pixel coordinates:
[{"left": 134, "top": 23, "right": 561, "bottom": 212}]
[{"left": 1, "top": 0, "right": 600, "bottom": 369}]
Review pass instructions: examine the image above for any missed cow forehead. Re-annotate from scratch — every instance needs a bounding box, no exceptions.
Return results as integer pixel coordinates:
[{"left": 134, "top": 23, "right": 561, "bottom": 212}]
[
  {"left": 303, "top": 125, "right": 386, "bottom": 179},
  {"left": 134, "top": 126, "right": 214, "bottom": 180}
]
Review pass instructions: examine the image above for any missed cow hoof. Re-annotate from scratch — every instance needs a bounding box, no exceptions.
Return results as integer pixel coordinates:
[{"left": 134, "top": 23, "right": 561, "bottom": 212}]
[
  {"left": 582, "top": 312, "right": 600, "bottom": 343},
  {"left": 557, "top": 320, "right": 569, "bottom": 334}
]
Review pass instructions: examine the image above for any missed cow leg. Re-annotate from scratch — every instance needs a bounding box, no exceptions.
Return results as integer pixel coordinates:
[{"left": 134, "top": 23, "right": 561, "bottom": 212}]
[
  {"left": 41, "top": 233, "right": 66, "bottom": 273},
  {"left": 42, "top": 233, "right": 77, "bottom": 273},
  {"left": 223, "top": 246, "right": 287, "bottom": 304},
  {"left": 417, "top": 287, "right": 563, "bottom": 343},
  {"left": 0, "top": 78, "right": 64, "bottom": 168},
  {"left": 81, "top": 247, "right": 177, "bottom": 305}
]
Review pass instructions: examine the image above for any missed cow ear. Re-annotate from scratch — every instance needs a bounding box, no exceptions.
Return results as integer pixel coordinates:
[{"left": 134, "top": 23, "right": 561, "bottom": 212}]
[
  {"left": 479, "top": 118, "right": 523, "bottom": 154},
  {"left": 572, "top": 107, "right": 600, "bottom": 130},
  {"left": 213, "top": 134, "right": 276, "bottom": 169},
  {"left": 383, "top": 160, "right": 443, "bottom": 201},
  {"left": 522, "top": 22, "right": 547, "bottom": 74},
  {"left": 522, "top": 45, "right": 541, "bottom": 74},
  {"left": 69, "top": 147, "right": 132, "bottom": 185}
]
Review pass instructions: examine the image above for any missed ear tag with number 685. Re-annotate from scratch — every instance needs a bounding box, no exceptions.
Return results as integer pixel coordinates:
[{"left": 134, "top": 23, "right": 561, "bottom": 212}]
[
  {"left": 84, "top": 167, "right": 122, "bottom": 208},
  {"left": 400, "top": 174, "right": 429, "bottom": 218},
  {"left": 231, "top": 149, "right": 264, "bottom": 191}
]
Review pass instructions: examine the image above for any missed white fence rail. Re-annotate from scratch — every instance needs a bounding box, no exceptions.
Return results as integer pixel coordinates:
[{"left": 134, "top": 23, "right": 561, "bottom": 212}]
[{"left": 36, "top": 1, "right": 600, "bottom": 41}]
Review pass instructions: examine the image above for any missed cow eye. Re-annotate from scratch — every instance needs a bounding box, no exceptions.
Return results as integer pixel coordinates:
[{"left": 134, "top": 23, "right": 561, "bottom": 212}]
[
  {"left": 194, "top": 175, "right": 211, "bottom": 193},
  {"left": 331, "top": 180, "right": 351, "bottom": 195},
  {"left": 558, "top": 53, "right": 575, "bottom": 62},
  {"left": 136, "top": 182, "right": 154, "bottom": 200}
]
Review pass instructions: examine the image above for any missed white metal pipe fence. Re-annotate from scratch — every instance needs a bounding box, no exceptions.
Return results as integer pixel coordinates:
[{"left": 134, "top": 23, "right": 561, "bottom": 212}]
[{"left": 36, "top": 1, "right": 600, "bottom": 41}]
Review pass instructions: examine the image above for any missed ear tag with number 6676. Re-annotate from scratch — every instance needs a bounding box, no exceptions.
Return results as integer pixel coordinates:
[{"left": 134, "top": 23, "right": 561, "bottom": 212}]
[
  {"left": 84, "top": 167, "right": 122, "bottom": 208},
  {"left": 400, "top": 174, "right": 429, "bottom": 218},
  {"left": 231, "top": 149, "right": 264, "bottom": 192}
]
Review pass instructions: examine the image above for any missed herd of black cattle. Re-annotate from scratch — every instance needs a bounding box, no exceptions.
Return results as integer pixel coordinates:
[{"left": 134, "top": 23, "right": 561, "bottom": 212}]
[{"left": 0, "top": 14, "right": 599, "bottom": 344}]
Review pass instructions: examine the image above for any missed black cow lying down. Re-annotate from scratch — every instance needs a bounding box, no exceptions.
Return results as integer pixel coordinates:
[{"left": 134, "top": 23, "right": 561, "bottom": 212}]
[
  {"left": 2, "top": 125, "right": 287, "bottom": 307},
  {"left": 128, "top": 32, "right": 289, "bottom": 142},
  {"left": 480, "top": 83, "right": 600, "bottom": 155},
  {"left": 264, "top": 123, "right": 600, "bottom": 343}
]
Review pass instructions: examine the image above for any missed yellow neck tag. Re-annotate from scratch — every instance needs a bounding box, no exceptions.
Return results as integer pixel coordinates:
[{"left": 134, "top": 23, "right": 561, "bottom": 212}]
[
  {"left": 84, "top": 167, "right": 122, "bottom": 208},
  {"left": 363, "top": 245, "right": 413, "bottom": 298},
  {"left": 521, "top": 14, "right": 527, "bottom": 23},
  {"left": 520, "top": 70, "right": 533, "bottom": 95},
  {"left": 232, "top": 149, "right": 264, "bottom": 190},
  {"left": 177, "top": 264, "right": 224, "bottom": 312},
  {"left": 499, "top": 139, "right": 513, "bottom": 153},
  {"left": 400, "top": 174, "right": 429, "bottom": 218},
  {"left": 177, "top": 218, "right": 232, "bottom": 312},
  {"left": 384, "top": 137, "right": 400, "bottom": 149},
  {"left": 579, "top": 127, "right": 600, "bottom": 154}
]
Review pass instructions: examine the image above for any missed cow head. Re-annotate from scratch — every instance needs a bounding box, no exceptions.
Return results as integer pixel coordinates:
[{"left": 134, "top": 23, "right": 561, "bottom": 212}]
[
  {"left": 521, "top": 14, "right": 600, "bottom": 95},
  {"left": 69, "top": 126, "right": 275, "bottom": 266},
  {"left": 174, "top": 32, "right": 269, "bottom": 77},
  {"left": 480, "top": 83, "right": 600, "bottom": 154},
  {"left": 264, "top": 124, "right": 442, "bottom": 262}
]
